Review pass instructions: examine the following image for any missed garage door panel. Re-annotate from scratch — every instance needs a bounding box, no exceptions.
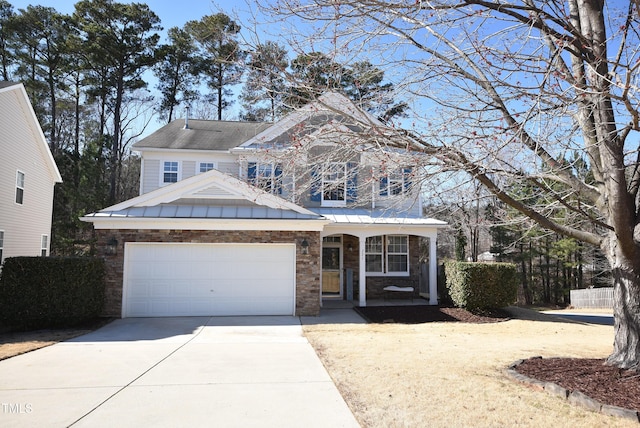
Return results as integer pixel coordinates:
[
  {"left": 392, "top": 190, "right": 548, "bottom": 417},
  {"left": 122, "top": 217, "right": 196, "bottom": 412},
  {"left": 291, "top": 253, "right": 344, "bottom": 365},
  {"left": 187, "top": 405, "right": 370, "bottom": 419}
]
[{"left": 124, "top": 243, "right": 295, "bottom": 317}]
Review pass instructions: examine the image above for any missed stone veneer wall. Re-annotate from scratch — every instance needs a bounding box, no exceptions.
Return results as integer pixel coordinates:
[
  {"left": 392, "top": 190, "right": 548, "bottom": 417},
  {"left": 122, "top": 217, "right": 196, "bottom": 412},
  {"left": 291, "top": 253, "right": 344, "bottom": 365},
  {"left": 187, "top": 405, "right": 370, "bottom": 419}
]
[
  {"left": 342, "top": 235, "right": 421, "bottom": 300},
  {"left": 95, "top": 229, "right": 321, "bottom": 317}
]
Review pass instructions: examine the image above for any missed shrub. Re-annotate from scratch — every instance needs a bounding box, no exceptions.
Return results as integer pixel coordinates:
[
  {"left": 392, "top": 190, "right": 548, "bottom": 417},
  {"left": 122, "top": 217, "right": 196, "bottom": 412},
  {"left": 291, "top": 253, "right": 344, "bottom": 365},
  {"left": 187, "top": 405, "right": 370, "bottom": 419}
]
[
  {"left": 0, "top": 257, "right": 105, "bottom": 330},
  {"left": 444, "top": 260, "right": 517, "bottom": 311}
]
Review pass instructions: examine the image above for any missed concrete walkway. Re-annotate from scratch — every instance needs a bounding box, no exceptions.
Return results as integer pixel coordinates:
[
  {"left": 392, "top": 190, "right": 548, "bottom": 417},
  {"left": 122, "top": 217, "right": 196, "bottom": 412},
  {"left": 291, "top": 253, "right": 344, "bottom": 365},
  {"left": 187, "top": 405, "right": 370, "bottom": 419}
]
[{"left": 0, "top": 316, "right": 361, "bottom": 428}]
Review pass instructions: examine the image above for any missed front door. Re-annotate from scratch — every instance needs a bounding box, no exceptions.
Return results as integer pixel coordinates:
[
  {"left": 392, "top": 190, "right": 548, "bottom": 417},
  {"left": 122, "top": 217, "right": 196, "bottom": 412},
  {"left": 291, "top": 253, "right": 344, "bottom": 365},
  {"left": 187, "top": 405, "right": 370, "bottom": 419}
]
[{"left": 322, "top": 245, "right": 341, "bottom": 297}]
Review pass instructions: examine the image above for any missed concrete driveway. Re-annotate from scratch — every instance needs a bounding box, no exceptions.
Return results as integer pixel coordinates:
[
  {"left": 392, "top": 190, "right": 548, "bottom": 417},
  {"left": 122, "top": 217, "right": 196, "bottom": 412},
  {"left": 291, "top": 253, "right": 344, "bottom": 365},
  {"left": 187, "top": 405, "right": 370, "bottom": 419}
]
[{"left": 0, "top": 316, "right": 360, "bottom": 428}]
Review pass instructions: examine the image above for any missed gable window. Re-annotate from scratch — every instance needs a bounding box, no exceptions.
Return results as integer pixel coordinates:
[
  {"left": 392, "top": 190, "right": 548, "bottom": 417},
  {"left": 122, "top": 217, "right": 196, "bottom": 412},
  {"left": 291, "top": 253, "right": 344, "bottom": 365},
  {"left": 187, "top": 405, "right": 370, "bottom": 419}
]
[
  {"left": 322, "top": 162, "right": 346, "bottom": 206},
  {"left": 247, "top": 162, "right": 282, "bottom": 194},
  {"left": 310, "top": 162, "right": 358, "bottom": 206},
  {"left": 365, "top": 235, "right": 409, "bottom": 275},
  {"left": 0, "top": 231, "right": 4, "bottom": 262},
  {"left": 15, "top": 171, "right": 25, "bottom": 204},
  {"left": 380, "top": 168, "right": 413, "bottom": 197},
  {"left": 41, "top": 235, "right": 48, "bottom": 257},
  {"left": 199, "top": 162, "right": 215, "bottom": 173},
  {"left": 163, "top": 161, "right": 179, "bottom": 184}
]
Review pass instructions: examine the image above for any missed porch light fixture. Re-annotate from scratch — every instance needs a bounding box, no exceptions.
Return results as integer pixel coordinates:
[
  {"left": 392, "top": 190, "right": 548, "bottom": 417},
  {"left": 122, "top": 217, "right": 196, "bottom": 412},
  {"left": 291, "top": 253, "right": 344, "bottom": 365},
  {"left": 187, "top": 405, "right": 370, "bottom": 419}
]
[
  {"left": 106, "top": 237, "right": 118, "bottom": 256},
  {"left": 300, "top": 239, "right": 309, "bottom": 255}
]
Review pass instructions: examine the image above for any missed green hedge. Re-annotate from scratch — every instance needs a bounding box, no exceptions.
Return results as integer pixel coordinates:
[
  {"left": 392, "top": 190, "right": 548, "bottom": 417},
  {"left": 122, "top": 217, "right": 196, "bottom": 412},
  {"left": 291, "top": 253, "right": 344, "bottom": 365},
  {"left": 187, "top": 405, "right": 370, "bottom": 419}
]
[
  {"left": 444, "top": 260, "right": 517, "bottom": 311},
  {"left": 0, "top": 257, "right": 105, "bottom": 329}
]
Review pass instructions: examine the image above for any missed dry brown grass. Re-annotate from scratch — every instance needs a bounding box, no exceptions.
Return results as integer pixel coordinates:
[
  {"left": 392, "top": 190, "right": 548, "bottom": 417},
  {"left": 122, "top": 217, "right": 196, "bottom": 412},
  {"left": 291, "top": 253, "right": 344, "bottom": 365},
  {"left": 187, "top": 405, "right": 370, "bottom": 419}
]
[{"left": 303, "top": 308, "right": 635, "bottom": 428}]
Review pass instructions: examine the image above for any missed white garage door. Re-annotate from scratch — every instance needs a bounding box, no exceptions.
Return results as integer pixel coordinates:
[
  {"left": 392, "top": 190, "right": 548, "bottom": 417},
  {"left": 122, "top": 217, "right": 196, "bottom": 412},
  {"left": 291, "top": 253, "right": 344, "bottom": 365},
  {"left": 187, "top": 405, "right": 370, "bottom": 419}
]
[{"left": 123, "top": 243, "right": 296, "bottom": 317}]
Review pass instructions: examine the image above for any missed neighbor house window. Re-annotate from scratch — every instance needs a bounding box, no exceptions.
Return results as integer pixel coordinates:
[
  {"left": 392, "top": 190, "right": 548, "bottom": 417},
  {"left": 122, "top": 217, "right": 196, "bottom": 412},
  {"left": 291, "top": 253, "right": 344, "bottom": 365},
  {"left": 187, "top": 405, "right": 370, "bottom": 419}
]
[
  {"left": 41, "top": 235, "right": 48, "bottom": 257},
  {"left": 247, "top": 162, "right": 282, "bottom": 194},
  {"left": 163, "top": 161, "right": 179, "bottom": 183},
  {"left": 0, "top": 231, "right": 4, "bottom": 262},
  {"left": 322, "top": 162, "right": 346, "bottom": 206},
  {"left": 199, "top": 162, "right": 215, "bottom": 173},
  {"left": 365, "top": 235, "right": 409, "bottom": 275},
  {"left": 379, "top": 168, "right": 413, "bottom": 197},
  {"left": 15, "top": 171, "right": 25, "bottom": 204}
]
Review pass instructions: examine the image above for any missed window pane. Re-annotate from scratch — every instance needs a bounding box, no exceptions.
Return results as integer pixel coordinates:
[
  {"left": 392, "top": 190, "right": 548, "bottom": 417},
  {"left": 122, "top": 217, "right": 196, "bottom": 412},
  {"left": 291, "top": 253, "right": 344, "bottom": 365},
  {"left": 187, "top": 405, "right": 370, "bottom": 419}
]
[
  {"left": 322, "top": 247, "right": 340, "bottom": 270},
  {"left": 387, "top": 255, "right": 408, "bottom": 272},
  {"left": 387, "top": 235, "right": 407, "bottom": 253},
  {"left": 16, "top": 171, "right": 24, "bottom": 187},
  {"left": 366, "top": 255, "right": 383, "bottom": 272},
  {"left": 366, "top": 236, "right": 382, "bottom": 253},
  {"left": 163, "top": 162, "right": 178, "bottom": 183},
  {"left": 15, "top": 187, "right": 24, "bottom": 204},
  {"left": 199, "top": 162, "right": 214, "bottom": 173}
]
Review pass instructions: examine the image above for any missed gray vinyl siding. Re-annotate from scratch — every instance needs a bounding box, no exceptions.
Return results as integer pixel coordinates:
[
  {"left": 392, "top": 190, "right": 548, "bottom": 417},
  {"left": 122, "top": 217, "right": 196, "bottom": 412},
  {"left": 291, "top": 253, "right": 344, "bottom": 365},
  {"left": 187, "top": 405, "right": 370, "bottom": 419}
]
[
  {"left": 182, "top": 160, "right": 196, "bottom": 179},
  {"left": 217, "top": 161, "right": 238, "bottom": 177},
  {"left": 0, "top": 87, "right": 57, "bottom": 259},
  {"left": 141, "top": 159, "right": 160, "bottom": 193}
]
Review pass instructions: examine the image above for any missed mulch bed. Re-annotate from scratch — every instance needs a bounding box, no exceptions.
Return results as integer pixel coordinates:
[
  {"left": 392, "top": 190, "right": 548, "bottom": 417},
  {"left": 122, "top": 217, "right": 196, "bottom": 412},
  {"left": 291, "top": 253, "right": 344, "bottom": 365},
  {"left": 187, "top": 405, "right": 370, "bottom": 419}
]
[
  {"left": 515, "top": 357, "right": 640, "bottom": 412},
  {"left": 354, "top": 305, "right": 511, "bottom": 324},
  {"left": 355, "top": 305, "right": 640, "bottom": 415}
]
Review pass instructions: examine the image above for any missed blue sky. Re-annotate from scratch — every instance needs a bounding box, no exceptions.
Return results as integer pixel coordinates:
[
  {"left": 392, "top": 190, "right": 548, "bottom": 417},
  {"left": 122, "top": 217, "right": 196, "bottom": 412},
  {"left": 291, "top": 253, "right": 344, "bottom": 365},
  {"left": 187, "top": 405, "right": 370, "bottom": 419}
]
[
  {"left": 7, "top": 0, "right": 281, "bottom": 135},
  {"left": 8, "top": 1, "right": 250, "bottom": 35}
]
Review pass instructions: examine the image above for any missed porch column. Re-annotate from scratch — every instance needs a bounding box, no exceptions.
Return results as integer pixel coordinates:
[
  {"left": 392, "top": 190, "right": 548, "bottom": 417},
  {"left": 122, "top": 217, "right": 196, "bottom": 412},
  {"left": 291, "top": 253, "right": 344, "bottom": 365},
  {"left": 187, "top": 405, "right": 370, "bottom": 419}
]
[
  {"left": 429, "top": 236, "right": 438, "bottom": 305},
  {"left": 359, "top": 235, "right": 367, "bottom": 307}
]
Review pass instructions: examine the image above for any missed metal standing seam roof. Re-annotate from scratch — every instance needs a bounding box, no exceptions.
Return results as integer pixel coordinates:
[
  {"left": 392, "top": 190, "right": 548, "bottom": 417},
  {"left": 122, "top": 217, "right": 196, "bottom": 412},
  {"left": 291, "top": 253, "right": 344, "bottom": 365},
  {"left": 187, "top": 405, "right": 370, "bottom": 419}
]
[
  {"left": 313, "top": 208, "right": 448, "bottom": 226},
  {"left": 84, "top": 205, "right": 325, "bottom": 220}
]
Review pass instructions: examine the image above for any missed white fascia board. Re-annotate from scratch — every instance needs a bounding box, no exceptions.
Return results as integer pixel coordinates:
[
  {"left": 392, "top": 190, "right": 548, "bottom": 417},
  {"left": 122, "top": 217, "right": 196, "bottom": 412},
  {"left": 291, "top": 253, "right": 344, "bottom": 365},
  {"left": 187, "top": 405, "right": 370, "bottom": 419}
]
[
  {"left": 80, "top": 216, "right": 331, "bottom": 232},
  {"left": 8, "top": 83, "right": 63, "bottom": 183},
  {"left": 322, "top": 222, "right": 446, "bottom": 239},
  {"left": 134, "top": 147, "right": 231, "bottom": 155}
]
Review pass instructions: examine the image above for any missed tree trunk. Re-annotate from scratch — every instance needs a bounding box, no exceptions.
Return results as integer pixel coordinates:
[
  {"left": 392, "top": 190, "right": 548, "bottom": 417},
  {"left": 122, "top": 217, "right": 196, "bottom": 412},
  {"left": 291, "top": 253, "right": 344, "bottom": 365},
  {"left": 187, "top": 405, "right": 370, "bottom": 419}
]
[{"left": 606, "top": 246, "right": 640, "bottom": 370}]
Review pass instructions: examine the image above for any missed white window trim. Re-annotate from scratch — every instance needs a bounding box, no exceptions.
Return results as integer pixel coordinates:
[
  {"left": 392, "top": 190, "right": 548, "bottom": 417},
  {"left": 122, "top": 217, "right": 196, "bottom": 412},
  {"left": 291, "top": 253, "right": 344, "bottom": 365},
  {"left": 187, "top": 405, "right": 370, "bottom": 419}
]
[
  {"left": 160, "top": 161, "right": 180, "bottom": 186},
  {"left": 365, "top": 235, "right": 410, "bottom": 277},
  {"left": 15, "top": 170, "right": 25, "bottom": 205},
  {"left": 321, "top": 162, "right": 347, "bottom": 207},
  {"left": 249, "top": 161, "right": 282, "bottom": 194},
  {"left": 41, "top": 235, "right": 48, "bottom": 257},
  {"left": 198, "top": 161, "right": 216, "bottom": 174},
  {"left": 380, "top": 168, "right": 411, "bottom": 197}
]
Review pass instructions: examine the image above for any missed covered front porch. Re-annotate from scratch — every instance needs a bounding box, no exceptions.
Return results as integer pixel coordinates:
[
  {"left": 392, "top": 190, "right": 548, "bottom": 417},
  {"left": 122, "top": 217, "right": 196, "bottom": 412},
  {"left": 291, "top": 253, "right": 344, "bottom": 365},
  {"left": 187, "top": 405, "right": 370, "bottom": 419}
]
[{"left": 316, "top": 208, "right": 447, "bottom": 308}]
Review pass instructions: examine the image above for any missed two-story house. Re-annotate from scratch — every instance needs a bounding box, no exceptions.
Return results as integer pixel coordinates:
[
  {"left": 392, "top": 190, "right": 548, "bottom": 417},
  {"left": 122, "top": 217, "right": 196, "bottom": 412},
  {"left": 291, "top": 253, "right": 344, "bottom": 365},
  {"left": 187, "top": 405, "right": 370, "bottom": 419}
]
[
  {"left": 0, "top": 82, "right": 62, "bottom": 266},
  {"left": 82, "top": 93, "right": 446, "bottom": 318}
]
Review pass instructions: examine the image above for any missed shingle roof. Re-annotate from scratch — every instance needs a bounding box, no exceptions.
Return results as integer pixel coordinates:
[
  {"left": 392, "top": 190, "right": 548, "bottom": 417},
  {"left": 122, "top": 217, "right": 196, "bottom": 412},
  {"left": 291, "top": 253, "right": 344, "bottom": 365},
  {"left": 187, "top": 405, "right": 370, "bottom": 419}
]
[
  {"left": 0, "top": 81, "right": 20, "bottom": 90},
  {"left": 132, "top": 119, "right": 272, "bottom": 151}
]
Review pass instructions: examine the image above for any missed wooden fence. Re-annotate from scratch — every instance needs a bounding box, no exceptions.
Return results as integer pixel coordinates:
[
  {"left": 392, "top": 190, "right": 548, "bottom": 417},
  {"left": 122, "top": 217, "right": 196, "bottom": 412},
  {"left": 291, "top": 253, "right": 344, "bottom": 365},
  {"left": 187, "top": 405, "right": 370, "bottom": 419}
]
[{"left": 569, "top": 287, "right": 613, "bottom": 309}]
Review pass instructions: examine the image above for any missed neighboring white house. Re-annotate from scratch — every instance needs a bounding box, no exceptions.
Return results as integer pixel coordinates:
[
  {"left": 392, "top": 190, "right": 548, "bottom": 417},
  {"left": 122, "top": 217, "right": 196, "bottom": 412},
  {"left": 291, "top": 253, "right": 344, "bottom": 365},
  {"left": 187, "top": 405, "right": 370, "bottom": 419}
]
[
  {"left": 82, "top": 92, "right": 446, "bottom": 318},
  {"left": 0, "top": 82, "right": 62, "bottom": 265}
]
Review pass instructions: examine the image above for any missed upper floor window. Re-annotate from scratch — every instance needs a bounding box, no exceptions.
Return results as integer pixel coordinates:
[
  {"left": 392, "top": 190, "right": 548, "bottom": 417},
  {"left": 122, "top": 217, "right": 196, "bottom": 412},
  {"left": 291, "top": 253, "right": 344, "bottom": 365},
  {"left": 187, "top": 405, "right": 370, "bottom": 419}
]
[
  {"left": 322, "top": 162, "right": 346, "bottom": 206},
  {"left": 311, "top": 162, "right": 358, "bottom": 206},
  {"left": 199, "top": 162, "right": 215, "bottom": 173},
  {"left": 248, "top": 162, "right": 282, "bottom": 194},
  {"left": 380, "top": 167, "right": 413, "bottom": 197},
  {"left": 0, "top": 231, "right": 4, "bottom": 262},
  {"left": 15, "top": 171, "right": 25, "bottom": 204},
  {"left": 41, "top": 235, "right": 48, "bottom": 257},
  {"left": 163, "top": 161, "right": 179, "bottom": 184},
  {"left": 365, "top": 235, "right": 409, "bottom": 275}
]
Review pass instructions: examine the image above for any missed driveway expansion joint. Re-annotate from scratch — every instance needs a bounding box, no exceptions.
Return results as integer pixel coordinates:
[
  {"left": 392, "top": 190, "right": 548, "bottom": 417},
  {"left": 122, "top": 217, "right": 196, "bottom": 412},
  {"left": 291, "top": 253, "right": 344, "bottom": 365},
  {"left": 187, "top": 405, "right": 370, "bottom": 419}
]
[
  {"left": 506, "top": 358, "right": 640, "bottom": 423},
  {"left": 66, "top": 316, "right": 212, "bottom": 427}
]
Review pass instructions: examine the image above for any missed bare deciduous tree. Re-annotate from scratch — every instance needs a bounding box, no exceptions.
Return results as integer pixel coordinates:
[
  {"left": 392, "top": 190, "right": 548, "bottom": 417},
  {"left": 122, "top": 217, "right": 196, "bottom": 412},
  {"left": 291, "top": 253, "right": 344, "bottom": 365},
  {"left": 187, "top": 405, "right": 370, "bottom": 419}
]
[{"left": 261, "top": 0, "right": 640, "bottom": 370}]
